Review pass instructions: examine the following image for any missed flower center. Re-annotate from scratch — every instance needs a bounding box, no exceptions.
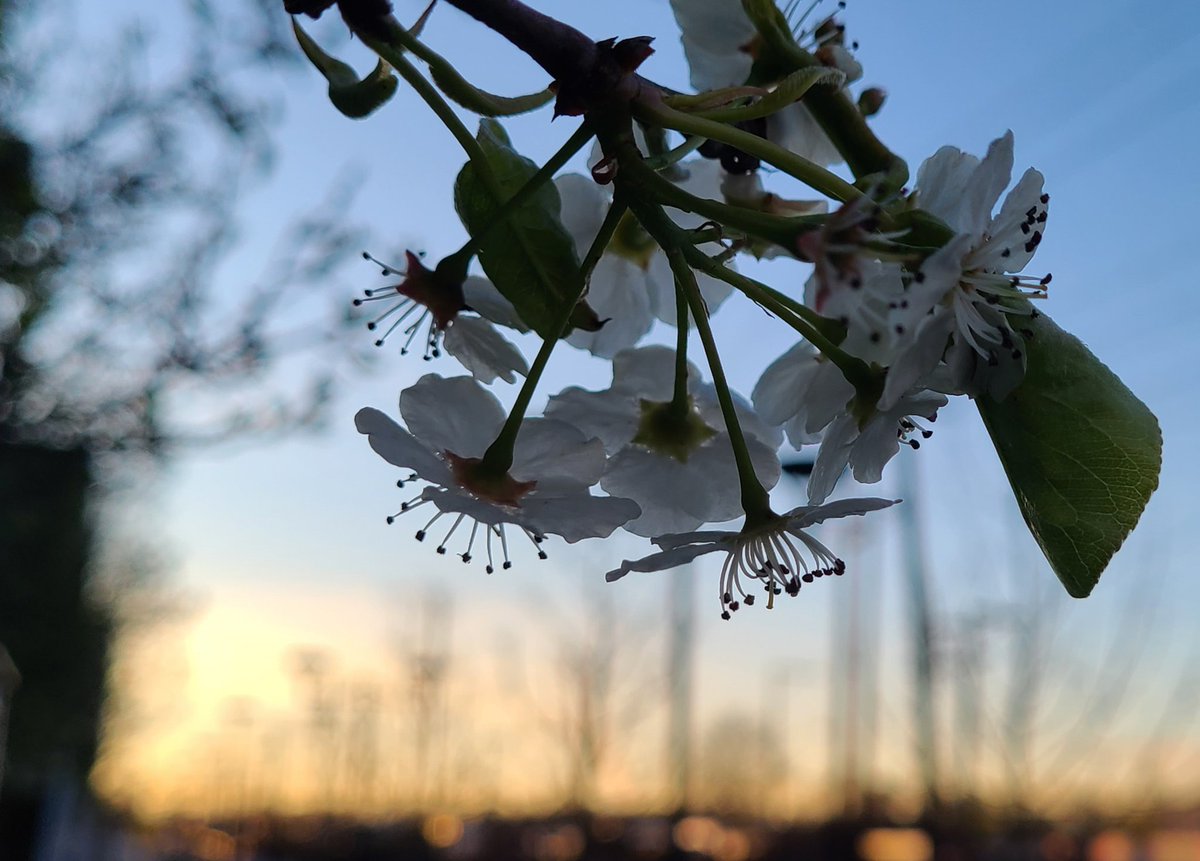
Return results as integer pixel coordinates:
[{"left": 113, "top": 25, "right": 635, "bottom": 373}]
[
  {"left": 631, "top": 398, "right": 718, "bottom": 463},
  {"left": 718, "top": 518, "right": 845, "bottom": 619},
  {"left": 609, "top": 210, "right": 658, "bottom": 270},
  {"left": 354, "top": 251, "right": 466, "bottom": 358},
  {"left": 444, "top": 451, "right": 537, "bottom": 507}
]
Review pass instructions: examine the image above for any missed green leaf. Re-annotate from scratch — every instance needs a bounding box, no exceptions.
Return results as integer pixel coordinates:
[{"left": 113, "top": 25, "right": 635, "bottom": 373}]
[
  {"left": 453, "top": 119, "right": 601, "bottom": 339},
  {"left": 977, "top": 312, "right": 1161, "bottom": 598},
  {"left": 293, "top": 19, "right": 398, "bottom": 119}
]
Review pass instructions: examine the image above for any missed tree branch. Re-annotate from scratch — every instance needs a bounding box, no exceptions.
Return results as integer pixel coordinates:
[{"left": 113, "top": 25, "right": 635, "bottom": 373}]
[{"left": 441, "top": 0, "right": 596, "bottom": 84}]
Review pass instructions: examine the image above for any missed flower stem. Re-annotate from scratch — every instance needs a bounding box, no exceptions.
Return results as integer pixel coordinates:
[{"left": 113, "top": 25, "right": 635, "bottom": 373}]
[
  {"left": 634, "top": 99, "right": 863, "bottom": 205},
  {"left": 479, "top": 192, "right": 628, "bottom": 475},
  {"left": 579, "top": 195, "right": 628, "bottom": 287},
  {"left": 681, "top": 244, "right": 876, "bottom": 392},
  {"left": 360, "top": 37, "right": 501, "bottom": 195},
  {"left": 633, "top": 199, "right": 774, "bottom": 522},
  {"left": 618, "top": 150, "right": 822, "bottom": 252},
  {"left": 670, "top": 277, "right": 690, "bottom": 418}
]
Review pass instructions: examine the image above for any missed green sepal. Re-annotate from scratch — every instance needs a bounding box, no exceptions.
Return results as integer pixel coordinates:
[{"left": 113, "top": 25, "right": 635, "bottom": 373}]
[
  {"left": 453, "top": 119, "right": 601, "bottom": 339},
  {"left": 292, "top": 19, "right": 398, "bottom": 119},
  {"left": 977, "top": 312, "right": 1161, "bottom": 598}
]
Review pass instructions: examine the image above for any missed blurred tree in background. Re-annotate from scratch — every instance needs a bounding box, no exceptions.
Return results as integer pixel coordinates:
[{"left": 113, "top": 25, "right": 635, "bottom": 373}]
[{"left": 0, "top": 0, "right": 362, "bottom": 852}]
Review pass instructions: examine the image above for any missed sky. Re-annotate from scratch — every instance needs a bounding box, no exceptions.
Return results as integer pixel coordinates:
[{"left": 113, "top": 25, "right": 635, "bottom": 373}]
[{"left": 26, "top": 0, "right": 1200, "bottom": 821}]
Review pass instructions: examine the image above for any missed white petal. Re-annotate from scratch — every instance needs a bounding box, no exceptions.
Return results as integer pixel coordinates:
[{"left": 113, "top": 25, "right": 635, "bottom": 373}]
[
  {"left": 960, "top": 131, "right": 1016, "bottom": 238},
  {"left": 880, "top": 312, "right": 953, "bottom": 410},
  {"left": 850, "top": 412, "right": 903, "bottom": 484},
  {"left": 808, "top": 413, "right": 857, "bottom": 504},
  {"left": 462, "top": 277, "right": 529, "bottom": 332},
  {"left": 786, "top": 497, "right": 899, "bottom": 528},
  {"left": 399, "top": 374, "right": 505, "bottom": 458},
  {"left": 555, "top": 173, "right": 610, "bottom": 257},
  {"left": 914, "top": 145, "right": 981, "bottom": 233},
  {"left": 512, "top": 419, "right": 606, "bottom": 487},
  {"left": 354, "top": 407, "right": 453, "bottom": 485},
  {"left": 565, "top": 256, "right": 653, "bottom": 358},
  {"left": 753, "top": 342, "right": 821, "bottom": 426},
  {"left": 602, "top": 447, "right": 722, "bottom": 537},
  {"left": 443, "top": 316, "right": 529, "bottom": 385},
  {"left": 916, "top": 132, "right": 1014, "bottom": 238},
  {"left": 545, "top": 386, "right": 639, "bottom": 452},
  {"left": 610, "top": 344, "right": 688, "bottom": 400},
  {"left": 605, "top": 541, "right": 724, "bottom": 582},
  {"left": 803, "top": 363, "right": 856, "bottom": 436},
  {"left": 521, "top": 491, "right": 642, "bottom": 542},
  {"left": 976, "top": 166, "right": 1047, "bottom": 272},
  {"left": 694, "top": 384, "right": 783, "bottom": 448},
  {"left": 767, "top": 103, "right": 843, "bottom": 167}
]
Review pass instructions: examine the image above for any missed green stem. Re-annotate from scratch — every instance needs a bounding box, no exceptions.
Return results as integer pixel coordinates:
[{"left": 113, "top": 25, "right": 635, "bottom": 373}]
[
  {"left": 580, "top": 196, "right": 628, "bottom": 287},
  {"left": 635, "top": 99, "right": 862, "bottom": 205},
  {"left": 643, "top": 135, "right": 707, "bottom": 172},
  {"left": 681, "top": 244, "right": 875, "bottom": 391},
  {"left": 478, "top": 192, "right": 627, "bottom": 474},
  {"left": 634, "top": 200, "right": 773, "bottom": 522},
  {"left": 671, "top": 277, "right": 690, "bottom": 417},
  {"left": 360, "top": 35, "right": 502, "bottom": 196},
  {"left": 479, "top": 317, "right": 562, "bottom": 474},
  {"left": 619, "top": 152, "right": 820, "bottom": 252}
]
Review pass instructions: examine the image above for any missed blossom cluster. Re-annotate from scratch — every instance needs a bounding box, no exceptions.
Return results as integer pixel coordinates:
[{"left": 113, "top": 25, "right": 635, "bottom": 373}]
[{"left": 340, "top": 0, "right": 1055, "bottom": 617}]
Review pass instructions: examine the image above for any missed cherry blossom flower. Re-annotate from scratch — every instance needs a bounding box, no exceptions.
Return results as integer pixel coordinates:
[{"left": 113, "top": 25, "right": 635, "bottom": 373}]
[
  {"left": 546, "top": 345, "right": 781, "bottom": 536},
  {"left": 606, "top": 497, "right": 897, "bottom": 618},
  {"left": 880, "top": 131, "right": 1050, "bottom": 407},
  {"left": 669, "top": 0, "right": 860, "bottom": 167},
  {"left": 554, "top": 163, "right": 733, "bottom": 358},
  {"left": 355, "top": 252, "right": 529, "bottom": 384},
  {"left": 356, "top": 374, "right": 640, "bottom": 570},
  {"left": 807, "top": 387, "right": 946, "bottom": 504},
  {"left": 752, "top": 340, "right": 854, "bottom": 447}
]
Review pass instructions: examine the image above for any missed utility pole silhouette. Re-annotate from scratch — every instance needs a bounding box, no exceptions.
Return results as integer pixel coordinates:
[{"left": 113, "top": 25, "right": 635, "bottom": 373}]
[
  {"left": 666, "top": 566, "right": 696, "bottom": 815},
  {"left": 289, "top": 647, "right": 337, "bottom": 813},
  {"left": 402, "top": 592, "right": 452, "bottom": 811},
  {"left": 343, "top": 682, "right": 382, "bottom": 813},
  {"left": 896, "top": 454, "right": 940, "bottom": 817}
]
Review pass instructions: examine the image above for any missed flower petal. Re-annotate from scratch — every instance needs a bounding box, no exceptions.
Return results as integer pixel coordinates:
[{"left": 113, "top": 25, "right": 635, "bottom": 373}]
[
  {"left": 786, "top": 497, "right": 898, "bottom": 528},
  {"left": 443, "top": 315, "right": 529, "bottom": 385},
  {"left": 605, "top": 541, "right": 725, "bottom": 582},
  {"left": 601, "top": 446, "right": 725, "bottom": 536},
  {"left": 521, "top": 491, "right": 642, "bottom": 542},
  {"left": 399, "top": 374, "right": 506, "bottom": 458},
  {"left": 354, "top": 407, "right": 453, "bottom": 485},
  {"left": 976, "top": 166, "right": 1047, "bottom": 273},
  {"left": 463, "top": 277, "right": 530, "bottom": 332},
  {"left": 565, "top": 256, "right": 653, "bottom": 358},
  {"left": 545, "top": 386, "right": 639, "bottom": 452},
  {"left": 512, "top": 418, "right": 606, "bottom": 487},
  {"left": 808, "top": 413, "right": 857, "bottom": 504}
]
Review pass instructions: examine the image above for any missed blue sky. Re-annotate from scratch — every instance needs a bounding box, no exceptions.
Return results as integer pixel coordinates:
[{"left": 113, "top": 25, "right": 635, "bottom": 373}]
[{"left": 46, "top": 0, "right": 1200, "bottom": 815}]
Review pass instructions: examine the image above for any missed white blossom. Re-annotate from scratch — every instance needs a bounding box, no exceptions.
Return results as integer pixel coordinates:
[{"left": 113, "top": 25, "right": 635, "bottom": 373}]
[
  {"left": 607, "top": 497, "right": 897, "bottom": 618},
  {"left": 807, "top": 388, "right": 947, "bottom": 504},
  {"left": 669, "top": 0, "right": 859, "bottom": 167},
  {"left": 554, "top": 164, "right": 733, "bottom": 358},
  {"left": 356, "top": 374, "right": 640, "bottom": 569},
  {"left": 356, "top": 252, "right": 529, "bottom": 384},
  {"left": 881, "top": 131, "right": 1050, "bottom": 407},
  {"left": 546, "top": 345, "right": 781, "bottom": 536}
]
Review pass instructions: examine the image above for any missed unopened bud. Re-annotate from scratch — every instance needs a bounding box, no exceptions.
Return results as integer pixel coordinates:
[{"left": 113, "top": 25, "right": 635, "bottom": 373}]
[{"left": 858, "top": 87, "right": 886, "bottom": 117}]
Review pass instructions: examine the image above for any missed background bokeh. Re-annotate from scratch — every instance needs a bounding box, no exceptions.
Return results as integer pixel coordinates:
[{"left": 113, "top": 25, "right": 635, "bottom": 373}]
[{"left": 3, "top": 1, "right": 1200, "bottom": 859}]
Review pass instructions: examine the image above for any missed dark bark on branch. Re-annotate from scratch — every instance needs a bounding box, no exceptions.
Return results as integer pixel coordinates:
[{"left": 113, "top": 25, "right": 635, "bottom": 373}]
[{"left": 442, "top": 0, "right": 597, "bottom": 84}]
